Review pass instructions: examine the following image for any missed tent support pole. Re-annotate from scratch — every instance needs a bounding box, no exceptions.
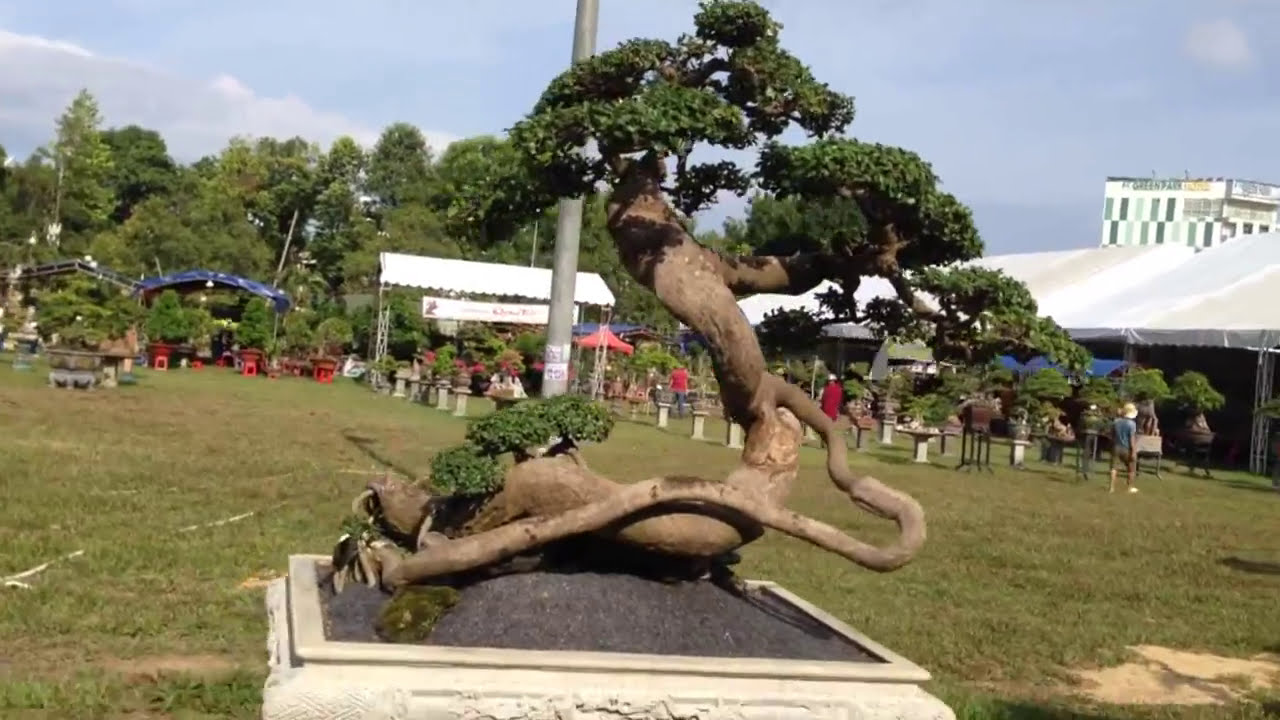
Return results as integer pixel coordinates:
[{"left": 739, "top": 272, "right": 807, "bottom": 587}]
[
  {"left": 372, "top": 284, "right": 390, "bottom": 384},
  {"left": 1250, "top": 348, "right": 1275, "bottom": 475}
]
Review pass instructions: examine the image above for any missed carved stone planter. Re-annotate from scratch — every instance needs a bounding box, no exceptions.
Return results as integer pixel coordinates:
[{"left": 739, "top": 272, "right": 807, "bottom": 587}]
[
  {"left": 262, "top": 555, "right": 954, "bottom": 720},
  {"left": 46, "top": 348, "right": 103, "bottom": 390}
]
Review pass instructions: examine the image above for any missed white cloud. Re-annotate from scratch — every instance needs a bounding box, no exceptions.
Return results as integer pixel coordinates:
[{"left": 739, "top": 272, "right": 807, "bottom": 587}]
[
  {"left": 1182, "top": 18, "right": 1254, "bottom": 70},
  {"left": 0, "top": 28, "right": 458, "bottom": 159}
]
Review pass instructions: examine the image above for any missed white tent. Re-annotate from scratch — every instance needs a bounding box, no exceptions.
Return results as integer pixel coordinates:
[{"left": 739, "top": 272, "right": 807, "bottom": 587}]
[
  {"left": 1034, "top": 245, "right": 1196, "bottom": 322},
  {"left": 735, "top": 245, "right": 1181, "bottom": 335},
  {"left": 373, "top": 252, "right": 616, "bottom": 362},
  {"left": 379, "top": 252, "right": 615, "bottom": 306},
  {"left": 1052, "top": 233, "right": 1280, "bottom": 476},
  {"left": 1057, "top": 232, "right": 1280, "bottom": 348}
]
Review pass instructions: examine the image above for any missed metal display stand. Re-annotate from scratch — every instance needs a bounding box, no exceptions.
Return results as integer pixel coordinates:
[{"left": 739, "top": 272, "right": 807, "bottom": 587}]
[
  {"left": 956, "top": 402, "right": 995, "bottom": 473},
  {"left": 1074, "top": 431, "right": 1099, "bottom": 480}
]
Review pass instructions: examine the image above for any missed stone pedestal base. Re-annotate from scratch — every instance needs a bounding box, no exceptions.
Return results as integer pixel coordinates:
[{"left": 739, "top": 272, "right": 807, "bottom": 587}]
[
  {"left": 691, "top": 411, "right": 707, "bottom": 440},
  {"left": 435, "top": 384, "right": 450, "bottom": 411},
  {"left": 261, "top": 556, "right": 956, "bottom": 720},
  {"left": 49, "top": 368, "right": 99, "bottom": 389},
  {"left": 906, "top": 432, "right": 935, "bottom": 463},
  {"left": 879, "top": 416, "right": 896, "bottom": 445},
  {"left": 1009, "top": 439, "right": 1031, "bottom": 468},
  {"left": 725, "top": 422, "right": 744, "bottom": 449},
  {"left": 852, "top": 424, "right": 871, "bottom": 451},
  {"left": 656, "top": 403, "right": 670, "bottom": 429},
  {"left": 452, "top": 391, "right": 470, "bottom": 417}
]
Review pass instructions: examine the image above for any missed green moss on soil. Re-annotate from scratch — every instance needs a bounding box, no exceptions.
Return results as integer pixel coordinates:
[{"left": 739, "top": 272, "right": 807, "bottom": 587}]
[{"left": 375, "top": 585, "right": 462, "bottom": 643}]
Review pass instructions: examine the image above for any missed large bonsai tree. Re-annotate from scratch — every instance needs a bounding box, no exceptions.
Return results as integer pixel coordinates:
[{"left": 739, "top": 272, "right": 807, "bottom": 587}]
[{"left": 342, "top": 1, "right": 1087, "bottom": 590}]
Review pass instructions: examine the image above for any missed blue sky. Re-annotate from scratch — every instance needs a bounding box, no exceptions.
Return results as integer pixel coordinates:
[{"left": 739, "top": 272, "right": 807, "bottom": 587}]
[{"left": 1, "top": 0, "right": 1277, "bottom": 254}]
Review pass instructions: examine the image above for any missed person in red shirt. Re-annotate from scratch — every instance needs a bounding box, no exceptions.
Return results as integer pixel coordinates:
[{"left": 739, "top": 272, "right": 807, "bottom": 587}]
[
  {"left": 669, "top": 365, "right": 690, "bottom": 417},
  {"left": 820, "top": 374, "right": 843, "bottom": 421}
]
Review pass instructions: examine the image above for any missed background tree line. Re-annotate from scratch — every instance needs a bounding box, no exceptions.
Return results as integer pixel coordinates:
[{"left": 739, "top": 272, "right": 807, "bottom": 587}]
[{"left": 0, "top": 89, "right": 819, "bottom": 334}]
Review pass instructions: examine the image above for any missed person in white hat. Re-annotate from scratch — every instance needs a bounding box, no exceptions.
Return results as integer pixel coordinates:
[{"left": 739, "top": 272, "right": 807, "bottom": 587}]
[
  {"left": 1109, "top": 402, "right": 1140, "bottom": 493},
  {"left": 820, "top": 373, "right": 843, "bottom": 421}
]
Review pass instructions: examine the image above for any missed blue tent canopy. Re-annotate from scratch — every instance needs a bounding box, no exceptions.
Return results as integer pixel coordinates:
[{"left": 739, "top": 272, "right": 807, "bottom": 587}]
[
  {"left": 135, "top": 270, "right": 292, "bottom": 313},
  {"left": 997, "top": 355, "right": 1126, "bottom": 378}
]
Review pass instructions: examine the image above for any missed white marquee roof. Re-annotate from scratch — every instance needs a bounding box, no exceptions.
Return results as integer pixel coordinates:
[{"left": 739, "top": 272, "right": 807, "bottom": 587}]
[
  {"left": 736, "top": 246, "right": 1180, "bottom": 331},
  {"left": 379, "top": 252, "right": 616, "bottom": 307},
  {"left": 1056, "top": 232, "right": 1280, "bottom": 347}
]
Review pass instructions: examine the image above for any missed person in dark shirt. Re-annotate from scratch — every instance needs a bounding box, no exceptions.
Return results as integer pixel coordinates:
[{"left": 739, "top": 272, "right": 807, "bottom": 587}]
[{"left": 1110, "top": 402, "right": 1139, "bottom": 494}]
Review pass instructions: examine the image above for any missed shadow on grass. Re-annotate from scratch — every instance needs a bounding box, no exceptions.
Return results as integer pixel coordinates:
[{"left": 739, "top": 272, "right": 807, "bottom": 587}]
[
  {"left": 866, "top": 452, "right": 914, "bottom": 466},
  {"left": 1219, "top": 556, "right": 1280, "bottom": 575},
  {"left": 1017, "top": 465, "right": 1086, "bottom": 484},
  {"left": 342, "top": 430, "right": 420, "bottom": 480},
  {"left": 1213, "top": 479, "right": 1280, "bottom": 495}
]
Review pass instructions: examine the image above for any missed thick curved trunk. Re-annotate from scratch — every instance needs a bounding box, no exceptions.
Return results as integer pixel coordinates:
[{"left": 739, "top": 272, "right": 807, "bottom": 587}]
[{"left": 606, "top": 166, "right": 767, "bottom": 427}]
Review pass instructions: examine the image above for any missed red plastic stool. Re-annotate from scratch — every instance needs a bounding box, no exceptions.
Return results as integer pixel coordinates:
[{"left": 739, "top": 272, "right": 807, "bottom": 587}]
[
  {"left": 242, "top": 359, "right": 258, "bottom": 377},
  {"left": 152, "top": 355, "right": 169, "bottom": 371},
  {"left": 192, "top": 359, "right": 203, "bottom": 370},
  {"left": 313, "top": 365, "right": 335, "bottom": 384}
]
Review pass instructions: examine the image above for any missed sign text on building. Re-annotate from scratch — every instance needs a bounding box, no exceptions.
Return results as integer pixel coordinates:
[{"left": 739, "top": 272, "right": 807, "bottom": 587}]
[
  {"left": 421, "top": 296, "right": 549, "bottom": 325},
  {"left": 1120, "top": 180, "right": 1211, "bottom": 192},
  {"left": 1228, "top": 180, "right": 1280, "bottom": 204}
]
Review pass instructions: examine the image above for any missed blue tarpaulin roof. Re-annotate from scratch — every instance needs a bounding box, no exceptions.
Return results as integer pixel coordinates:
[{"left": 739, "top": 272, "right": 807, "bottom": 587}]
[
  {"left": 997, "top": 355, "right": 1126, "bottom": 377},
  {"left": 135, "top": 270, "right": 292, "bottom": 313}
]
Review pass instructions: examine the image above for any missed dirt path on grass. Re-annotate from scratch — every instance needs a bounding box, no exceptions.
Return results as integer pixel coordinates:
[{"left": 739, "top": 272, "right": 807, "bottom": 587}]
[{"left": 1072, "top": 645, "right": 1280, "bottom": 705}]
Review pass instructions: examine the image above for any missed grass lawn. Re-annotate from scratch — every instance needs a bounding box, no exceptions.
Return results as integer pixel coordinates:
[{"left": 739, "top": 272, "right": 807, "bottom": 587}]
[{"left": 1, "top": 360, "right": 1277, "bottom": 719}]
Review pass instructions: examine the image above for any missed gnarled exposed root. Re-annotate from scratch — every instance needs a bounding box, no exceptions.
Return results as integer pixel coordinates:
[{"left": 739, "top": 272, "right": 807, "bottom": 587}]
[
  {"left": 379, "top": 469, "right": 918, "bottom": 587},
  {"left": 761, "top": 374, "right": 926, "bottom": 568}
]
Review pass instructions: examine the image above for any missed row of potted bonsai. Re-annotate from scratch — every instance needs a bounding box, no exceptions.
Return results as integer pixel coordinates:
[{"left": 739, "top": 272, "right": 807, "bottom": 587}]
[
  {"left": 13, "top": 281, "right": 359, "bottom": 384},
  {"left": 839, "top": 365, "right": 1228, "bottom": 445}
]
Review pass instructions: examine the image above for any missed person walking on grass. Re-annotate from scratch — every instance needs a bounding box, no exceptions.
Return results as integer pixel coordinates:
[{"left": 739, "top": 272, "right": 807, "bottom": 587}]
[
  {"left": 1110, "top": 402, "right": 1140, "bottom": 494},
  {"left": 669, "top": 364, "right": 690, "bottom": 418},
  {"left": 820, "top": 374, "right": 843, "bottom": 422}
]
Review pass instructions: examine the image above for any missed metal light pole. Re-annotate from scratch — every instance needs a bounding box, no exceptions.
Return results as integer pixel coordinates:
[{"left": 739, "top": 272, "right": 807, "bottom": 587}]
[{"left": 540, "top": 0, "right": 599, "bottom": 397}]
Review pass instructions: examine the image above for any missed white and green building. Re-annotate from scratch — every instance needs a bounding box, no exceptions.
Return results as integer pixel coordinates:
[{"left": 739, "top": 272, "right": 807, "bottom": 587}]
[{"left": 1099, "top": 176, "right": 1279, "bottom": 249}]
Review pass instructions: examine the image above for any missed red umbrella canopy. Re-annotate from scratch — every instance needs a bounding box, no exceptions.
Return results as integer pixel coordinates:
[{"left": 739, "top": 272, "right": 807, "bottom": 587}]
[{"left": 575, "top": 327, "right": 634, "bottom": 355}]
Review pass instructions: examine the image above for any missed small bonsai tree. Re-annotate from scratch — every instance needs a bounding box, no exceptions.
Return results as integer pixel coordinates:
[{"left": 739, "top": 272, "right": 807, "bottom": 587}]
[
  {"left": 333, "top": 0, "right": 1091, "bottom": 591},
  {"left": 144, "top": 289, "right": 192, "bottom": 346},
  {"left": 511, "top": 331, "right": 545, "bottom": 365},
  {"left": 495, "top": 347, "right": 523, "bottom": 374},
  {"left": 430, "top": 345, "right": 457, "bottom": 381},
  {"left": 1167, "top": 370, "right": 1225, "bottom": 434},
  {"left": 38, "top": 278, "right": 144, "bottom": 351},
  {"left": 1078, "top": 376, "right": 1119, "bottom": 432},
  {"left": 876, "top": 370, "right": 913, "bottom": 417},
  {"left": 1015, "top": 368, "right": 1072, "bottom": 433},
  {"left": 313, "top": 316, "right": 354, "bottom": 358},
  {"left": 1119, "top": 367, "right": 1170, "bottom": 435},
  {"left": 902, "top": 392, "right": 948, "bottom": 429},
  {"left": 1119, "top": 367, "right": 1170, "bottom": 403},
  {"left": 337, "top": 395, "right": 616, "bottom": 586},
  {"left": 280, "top": 312, "right": 315, "bottom": 357},
  {"left": 187, "top": 306, "right": 216, "bottom": 357},
  {"left": 236, "top": 297, "right": 273, "bottom": 351},
  {"left": 371, "top": 354, "right": 400, "bottom": 380},
  {"left": 627, "top": 342, "right": 680, "bottom": 378}
]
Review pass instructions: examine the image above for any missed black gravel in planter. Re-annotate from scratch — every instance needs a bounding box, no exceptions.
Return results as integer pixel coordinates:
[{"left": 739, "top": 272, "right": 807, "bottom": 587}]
[{"left": 319, "top": 564, "right": 879, "bottom": 663}]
